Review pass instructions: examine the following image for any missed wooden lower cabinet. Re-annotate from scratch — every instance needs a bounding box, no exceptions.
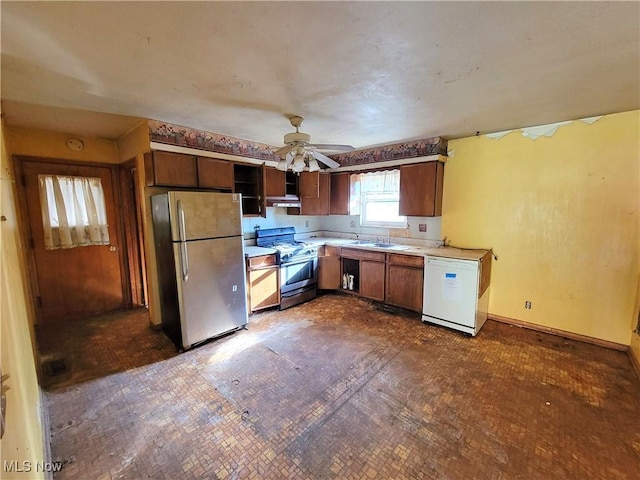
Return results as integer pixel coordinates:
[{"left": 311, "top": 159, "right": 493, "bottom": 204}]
[
  {"left": 360, "top": 260, "right": 385, "bottom": 301},
  {"left": 386, "top": 264, "right": 423, "bottom": 312},
  {"left": 246, "top": 254, "right": 279, "bottom": 312},
  {"left": 318, "top": 245, "right": 342, "bottom": 290},
  {"left": 386, "top": 253, "right": 424, "bottom": 312}
]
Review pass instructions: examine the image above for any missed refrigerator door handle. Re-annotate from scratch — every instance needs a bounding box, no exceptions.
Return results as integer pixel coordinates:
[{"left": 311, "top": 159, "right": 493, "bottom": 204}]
[
  {"left": 177, "top": 200, "right": 189, "bottom": 281},
  {"left": 180, "top": 242, "right": 189, "bottom": 281},
  {"left": 177, "top": 200, "right": 187, "bottom": 242}
]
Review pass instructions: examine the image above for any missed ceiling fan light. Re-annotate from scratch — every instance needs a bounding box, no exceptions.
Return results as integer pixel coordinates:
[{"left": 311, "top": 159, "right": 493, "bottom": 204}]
[
  {"left": 308, "top": 157, "right": 320, "bottom": 172},
  {"left": 276, "top": 158, "right": 288, "bottom": 171},
  {"left": 293, "top": 153, "right": 305, "bottom": 168},
  {"left": 292, "top": 161, "right": 305, "bottom": 173}
]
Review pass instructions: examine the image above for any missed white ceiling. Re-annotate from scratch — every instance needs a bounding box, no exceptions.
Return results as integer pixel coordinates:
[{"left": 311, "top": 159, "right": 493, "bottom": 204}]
[{"left": 1, "top": 2, "right": 638, "bottom": 148}]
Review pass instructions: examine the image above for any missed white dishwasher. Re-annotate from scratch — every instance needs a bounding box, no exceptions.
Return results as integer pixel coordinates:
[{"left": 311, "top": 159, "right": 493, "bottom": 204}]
[{"left": 422, "top": 255, "right": 489, "bottom": 336}]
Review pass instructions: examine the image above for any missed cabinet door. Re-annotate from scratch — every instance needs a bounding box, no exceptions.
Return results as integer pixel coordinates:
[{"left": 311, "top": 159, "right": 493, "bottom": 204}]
[
  {"left": 248, "top": 267, "right": 279, "bottom": 312},
  {"left": 145, "top": 151, "right": 197, "bottom": 187},
  {"left": 197, "top": 157, "right": 233, "bottom": 190},
  {"left": 399, "top": 162, "right": 444, "bottom": 217},
  {"left": 300, "top": 173, "right": 330, "bottom": 215},
  {"left": 386, "top": 264, "right": 424, "bottom": 312},
  {"left": 318, "top": 255, "right": 341, "bottom": 289},
  {"left": 265, "top": 167, "right": 286, "bottom": 197},
  {"left": 330, "top": 172, "right": 350, "bottom": 215},
  {"left": 360, "top": 260, "right": 385, "bottom": 301},
  {"left": 299, "top": 171, "right": 320, "bottom": 197}
]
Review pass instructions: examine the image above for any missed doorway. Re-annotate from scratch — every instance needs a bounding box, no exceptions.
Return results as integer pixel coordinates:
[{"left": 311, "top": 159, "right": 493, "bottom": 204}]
[{"left": 15, "top": 156, "right": 147, "bottom": 324}]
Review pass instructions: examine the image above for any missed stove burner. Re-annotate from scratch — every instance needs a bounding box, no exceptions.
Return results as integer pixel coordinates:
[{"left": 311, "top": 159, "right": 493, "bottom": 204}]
[{"left": 255, "top": 227, "right": 318, "bottom": 264}]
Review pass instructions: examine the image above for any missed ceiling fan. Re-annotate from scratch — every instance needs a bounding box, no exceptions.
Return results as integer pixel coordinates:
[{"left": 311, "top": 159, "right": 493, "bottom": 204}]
[{"left": 274, "top": 116, "right": 354, "bottom": 173}]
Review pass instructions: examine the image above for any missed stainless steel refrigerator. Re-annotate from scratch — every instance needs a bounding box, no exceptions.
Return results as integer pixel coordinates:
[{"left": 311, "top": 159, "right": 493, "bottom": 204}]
[{"left": 151, "top": 191, "right": 248, "bottom": 350}]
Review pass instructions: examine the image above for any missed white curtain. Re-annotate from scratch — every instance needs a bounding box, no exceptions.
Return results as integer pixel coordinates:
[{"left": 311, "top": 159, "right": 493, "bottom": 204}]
[
  {"left": 350, "top": 170, "right": 401, "bottom": 215},
  {"left": 358, "top": 170, "right": 400, "bottom": 194},
  {"left": 38, "top": 175, "right": 110, "bottom": 250}
]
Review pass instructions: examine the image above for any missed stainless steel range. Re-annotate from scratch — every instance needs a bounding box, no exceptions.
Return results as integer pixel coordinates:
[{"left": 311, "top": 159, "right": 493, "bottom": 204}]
[{"left": 255, "top": 227, "right": 319, "bottom": 310}]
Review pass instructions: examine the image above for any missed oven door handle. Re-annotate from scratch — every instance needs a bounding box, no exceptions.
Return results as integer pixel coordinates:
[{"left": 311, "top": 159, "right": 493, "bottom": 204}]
[{"left": 282, "top": 255, "right": 316, "bottom": 267}]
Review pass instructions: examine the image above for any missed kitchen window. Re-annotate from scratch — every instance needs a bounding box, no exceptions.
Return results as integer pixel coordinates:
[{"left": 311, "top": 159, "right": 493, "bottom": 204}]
[{"left": 351, "top": 170, "right": 407, "bottom": 227}]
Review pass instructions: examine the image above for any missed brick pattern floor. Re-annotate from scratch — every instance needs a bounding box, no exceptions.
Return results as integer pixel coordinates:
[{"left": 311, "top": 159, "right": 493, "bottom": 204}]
[{"left": 40, "top": 294, "right": 640, "bottom": 479}]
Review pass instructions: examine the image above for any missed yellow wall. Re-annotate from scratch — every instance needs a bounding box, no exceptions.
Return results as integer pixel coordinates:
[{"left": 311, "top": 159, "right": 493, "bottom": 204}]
[
  {"left": 0, "top": 121, "right": 46, "bottom": 478},
  {"left": 5, "top": 126, "right": 119, "bottom": 164},
  {"left": 117, "top": 123, "right": 163, "bottom": 326},
  {"left": 443, "top": 111, "right": 639, "bottom": 345}
]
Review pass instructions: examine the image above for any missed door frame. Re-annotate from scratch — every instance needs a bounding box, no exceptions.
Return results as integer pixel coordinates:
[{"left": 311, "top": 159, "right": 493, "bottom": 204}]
[
  {"left": 13, "top": 155, "right": 131, "bottom": 323},
  {"left": 117, "top": 159, "right": 148, "bottom": 307}
]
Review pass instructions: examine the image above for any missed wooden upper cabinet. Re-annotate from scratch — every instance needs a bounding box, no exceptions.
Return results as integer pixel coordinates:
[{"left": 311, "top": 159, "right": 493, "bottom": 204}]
[
  {"left": 197, "top": 157, "right": 233, "bottom": 190},
  {"left": 299, "top": 171, "right": 320, "bottom": 198},
  {"left": 145, "top": 151, "right": 197, "bottom": 187},
  {"left": 265, "top": 167, "right": 286, "bottom": 197},
  {"left": 399, "top": 161, "right": 444, "bottom": 217},
  {"left": 330, "top": 172, "right": 350, "bottom": 215},
  {"left": 300, "top": 173, "right": 330, "bottom": 215},
  {"left": 233, "top": 163, "right": 266, "bottom": 217}
]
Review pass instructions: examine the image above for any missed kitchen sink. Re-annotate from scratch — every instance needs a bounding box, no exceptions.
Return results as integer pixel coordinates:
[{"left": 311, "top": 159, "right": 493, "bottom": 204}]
[{"left": 347, "top": 240, "right": 410, "bottom": 251}]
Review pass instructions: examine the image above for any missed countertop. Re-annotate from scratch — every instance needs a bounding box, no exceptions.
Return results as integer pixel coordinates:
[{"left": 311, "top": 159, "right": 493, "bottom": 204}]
[
  {"left": 244, "top": 237, "right": 490, "bottom": 261},
  {"left": 244, "top": 245, "right": 277, "bottom": 258},
  {"left": 306, "top": 237, "right": 490, "bottom": 261}
]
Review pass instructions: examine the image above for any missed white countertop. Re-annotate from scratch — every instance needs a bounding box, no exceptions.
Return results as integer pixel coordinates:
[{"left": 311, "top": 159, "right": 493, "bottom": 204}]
[
  {"left": 244, "top": 236, "right": 490, "bottom": 261},
  {"left": 303, "top": 237, "right": 489, "bottom": 260},
  {"left": 244, "top": 245, "right": 277, "bottom": 258}
]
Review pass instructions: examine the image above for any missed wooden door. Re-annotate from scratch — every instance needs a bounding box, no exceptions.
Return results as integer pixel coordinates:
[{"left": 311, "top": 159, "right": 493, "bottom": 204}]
[
  {"left": 197, "top": 157, "right": 233, "bottom": 190},
  {"left": 21, "top": 160, "right": 124, "bottom": 323},
  {"left": 300, "top": 173, "right": 330, "bottom": 215},
  {"left": 399, "top": 161, "right": 444, "bottom": 217},
  {"left": 330, "top": 172, "right": 350, "bottom": 215},
  {"left": 265, "top": 167, "right": 286, "bottom": 196},
  {"left": 144, "top": 151, "right": 197, "bottom": 187},
  {"left": 318, "top": 255, "right": 341, "bottom": 289},
  {"left": 386, "top": 264, "right": 423, "bottom": 312},
  {"left": 248, "top": 267, "right": 280, "bottom": 312},
  {"left": 299, "top": 171, "right": 319, "bottom": 197},
  {"left": 360, "top": 260, "right": 386, "bottom": 301}
]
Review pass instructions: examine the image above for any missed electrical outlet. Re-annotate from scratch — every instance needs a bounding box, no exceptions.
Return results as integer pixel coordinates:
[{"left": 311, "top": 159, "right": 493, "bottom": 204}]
[
  {"left": 350, "top": 220, "right": 356, "bottom": 228},
  {"left": 419, "top": 223, "right": 427, "bottom": 232},
  {"left": 305, "top": 220, "right": 309, "bottom": 227},
  {"left": 525, "top": 301, "right": 532, "bottom": 309}
]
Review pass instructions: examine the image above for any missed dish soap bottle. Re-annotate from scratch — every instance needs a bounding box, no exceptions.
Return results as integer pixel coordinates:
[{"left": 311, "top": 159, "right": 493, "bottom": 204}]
[{"left": 342, "top": 273, "right": 349, "bottom": 289}]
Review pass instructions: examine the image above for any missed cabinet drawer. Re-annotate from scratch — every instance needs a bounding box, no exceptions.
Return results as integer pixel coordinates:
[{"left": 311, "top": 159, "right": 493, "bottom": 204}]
[
  {"left": 325, "top": 245, "right": 341, "bottom": 256},
  {"left": 341, "top": 248, "right": 386, "bottom": 262},
  {"left": 388, "top": 253, "right": 424, "bottom": 268},
  {"left": 247, "top": 254, "right": 277, "bottom": 269}
]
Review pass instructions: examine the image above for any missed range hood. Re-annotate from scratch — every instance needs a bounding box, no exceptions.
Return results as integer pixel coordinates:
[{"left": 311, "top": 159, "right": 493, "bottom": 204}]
[{"left": 266, "top": 195, "right": 302, "bottom": 208}]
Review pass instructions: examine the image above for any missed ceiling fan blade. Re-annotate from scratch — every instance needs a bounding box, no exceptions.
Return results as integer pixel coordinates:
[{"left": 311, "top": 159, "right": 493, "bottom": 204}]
[
  {"left": 311, "top": 150, "right": 340, "bottom": 169},
  {"left": 311, "top": 143, "right": 355, "bottom": 152},
  {"left": 274, "top": 144, "right": 294, "bottom": 157}
]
